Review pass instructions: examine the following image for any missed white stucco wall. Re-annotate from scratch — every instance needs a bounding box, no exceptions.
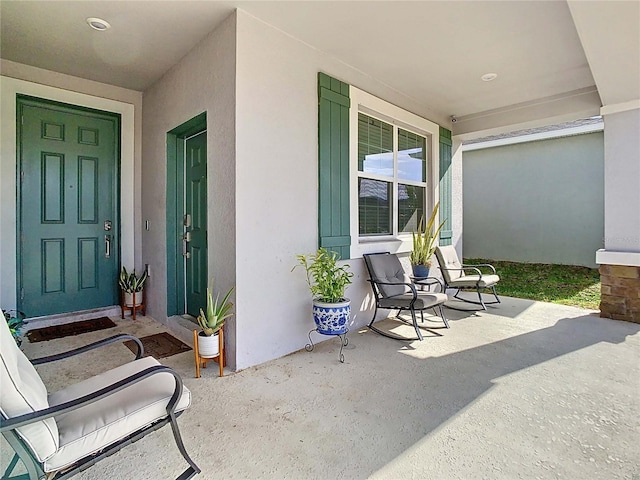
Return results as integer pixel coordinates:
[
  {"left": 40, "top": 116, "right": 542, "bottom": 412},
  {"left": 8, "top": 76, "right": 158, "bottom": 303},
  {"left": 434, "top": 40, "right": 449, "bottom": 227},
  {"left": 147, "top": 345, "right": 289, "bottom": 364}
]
[
  {"left": 602, "top": 108, "right": 640, "bottom": 253},
  {"left": 0, "top": 63, "right": 142, "bottom": 311},
  {"left": 140, "top": 13, "right": 237, "bottom": 364},
  {"left": 234, "top": 10, "right": 455, "bottom": 369},
  {"left": 462, "top": 132, "right": 604, "bottom": 267}
]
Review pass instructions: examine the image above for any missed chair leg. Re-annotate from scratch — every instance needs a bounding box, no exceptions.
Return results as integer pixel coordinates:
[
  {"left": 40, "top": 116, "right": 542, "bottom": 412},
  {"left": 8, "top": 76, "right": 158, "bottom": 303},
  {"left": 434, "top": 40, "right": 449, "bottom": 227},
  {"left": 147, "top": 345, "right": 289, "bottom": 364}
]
[
  {"left": 439, "top": 304, "right": 450, "bottom": 328},
  {"left": 368, "top": 305, "right": 379, "bottom": 328},
  {"left": 477, "top": 287, "right": 487, "bottom": 310},
  {"left": 1, "top": 431, "right": 45, "bottom": 480},
  {"left": 410, "top": 309, "right": 424, "bottom": 341},
  {"left": 492, "top": 285, "right": 501, "bottom": 304},
  {"left": 168, "top": 412, "right": 201, "bottom": 479}
]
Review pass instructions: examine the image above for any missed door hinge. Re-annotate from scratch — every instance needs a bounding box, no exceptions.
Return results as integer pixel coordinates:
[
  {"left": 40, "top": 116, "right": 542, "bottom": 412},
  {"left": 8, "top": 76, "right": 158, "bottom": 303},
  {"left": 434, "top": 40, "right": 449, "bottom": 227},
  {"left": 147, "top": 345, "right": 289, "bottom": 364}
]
[
  {"left": 20, "top": 288, "right": 24, "bottom": 301},
  {"left": 20, "top": 170, "right": 24, "bottom": 184}
]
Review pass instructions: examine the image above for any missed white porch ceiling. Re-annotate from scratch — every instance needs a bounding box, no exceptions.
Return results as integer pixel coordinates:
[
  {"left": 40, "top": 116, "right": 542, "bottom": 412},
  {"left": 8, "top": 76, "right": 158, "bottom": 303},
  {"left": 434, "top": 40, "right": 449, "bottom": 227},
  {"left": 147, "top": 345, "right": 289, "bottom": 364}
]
[{"left": 1, "top": 1, "right": 638, "bottom": 137}]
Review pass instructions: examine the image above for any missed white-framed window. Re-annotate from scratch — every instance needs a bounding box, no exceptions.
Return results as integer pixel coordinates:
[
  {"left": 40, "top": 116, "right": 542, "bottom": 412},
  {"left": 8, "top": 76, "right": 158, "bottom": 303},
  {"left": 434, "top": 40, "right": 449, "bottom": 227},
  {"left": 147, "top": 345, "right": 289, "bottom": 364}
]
[{"left": 349, "top": 87, "right": 440, "bottom": 258}]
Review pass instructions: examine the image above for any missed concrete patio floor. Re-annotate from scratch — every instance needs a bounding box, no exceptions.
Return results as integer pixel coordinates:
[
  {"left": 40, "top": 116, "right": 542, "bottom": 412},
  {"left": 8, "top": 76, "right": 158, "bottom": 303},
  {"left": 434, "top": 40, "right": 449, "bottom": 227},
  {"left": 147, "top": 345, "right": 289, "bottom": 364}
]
[{"left": 3, "top": 296, "right": 639, "bottom": 479}]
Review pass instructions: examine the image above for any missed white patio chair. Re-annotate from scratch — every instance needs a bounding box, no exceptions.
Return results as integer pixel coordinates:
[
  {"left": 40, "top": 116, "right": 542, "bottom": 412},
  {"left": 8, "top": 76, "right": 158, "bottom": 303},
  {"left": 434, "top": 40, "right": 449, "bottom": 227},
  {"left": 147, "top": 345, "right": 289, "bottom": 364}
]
[
  {"left": 434, "top": 245, "right": 501, "bottom": 310},
  {"left": 0, "top": 319, "right": 200, "bottom": 480}
]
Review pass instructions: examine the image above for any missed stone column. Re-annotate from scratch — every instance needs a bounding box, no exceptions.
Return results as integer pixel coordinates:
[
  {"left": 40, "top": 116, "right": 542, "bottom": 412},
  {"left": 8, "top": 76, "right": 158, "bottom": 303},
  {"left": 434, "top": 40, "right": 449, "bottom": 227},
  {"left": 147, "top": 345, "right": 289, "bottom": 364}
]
[{"left": 596, "top": 105, "right": 640, "bottom": 323}]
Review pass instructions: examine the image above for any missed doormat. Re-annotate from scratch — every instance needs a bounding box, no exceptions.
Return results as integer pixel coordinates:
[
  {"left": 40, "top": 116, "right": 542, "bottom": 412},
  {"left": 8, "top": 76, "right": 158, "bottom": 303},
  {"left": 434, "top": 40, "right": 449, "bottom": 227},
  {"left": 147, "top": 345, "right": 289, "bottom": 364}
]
[
  {"left": 124, "top": 332, "right": 191, "bottom": 359},
  {"left": 27, "top": 317, "right": 117, "bottom": 343}
]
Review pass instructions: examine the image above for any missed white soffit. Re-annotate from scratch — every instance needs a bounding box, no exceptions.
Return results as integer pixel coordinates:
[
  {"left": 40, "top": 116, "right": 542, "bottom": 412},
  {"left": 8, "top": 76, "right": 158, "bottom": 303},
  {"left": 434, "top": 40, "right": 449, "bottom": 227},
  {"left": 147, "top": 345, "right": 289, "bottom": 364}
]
[{"left": 568, "top": 0, "right": 640, "bottom": 107}]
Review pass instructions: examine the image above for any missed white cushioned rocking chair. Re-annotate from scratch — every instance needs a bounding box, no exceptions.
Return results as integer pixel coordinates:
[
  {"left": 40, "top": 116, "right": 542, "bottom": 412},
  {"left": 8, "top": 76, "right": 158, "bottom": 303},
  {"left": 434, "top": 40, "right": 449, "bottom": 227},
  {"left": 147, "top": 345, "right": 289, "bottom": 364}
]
[
  {"left": 434, "top": 245, "right": 501, "bottom": 310},
  {"left": 0, "top": 318, "right": 200, "bottom": 480}
]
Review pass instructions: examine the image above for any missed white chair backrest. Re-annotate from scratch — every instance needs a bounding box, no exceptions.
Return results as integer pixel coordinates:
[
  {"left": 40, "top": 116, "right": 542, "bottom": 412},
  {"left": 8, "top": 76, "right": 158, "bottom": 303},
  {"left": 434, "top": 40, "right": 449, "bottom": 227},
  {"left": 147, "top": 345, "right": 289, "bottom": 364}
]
[
  {"left": 435, "top": 246, "right": 464, "bottom": 283},
  {"left": 0, "top": 318, "right": 59, "bottom": 461}
]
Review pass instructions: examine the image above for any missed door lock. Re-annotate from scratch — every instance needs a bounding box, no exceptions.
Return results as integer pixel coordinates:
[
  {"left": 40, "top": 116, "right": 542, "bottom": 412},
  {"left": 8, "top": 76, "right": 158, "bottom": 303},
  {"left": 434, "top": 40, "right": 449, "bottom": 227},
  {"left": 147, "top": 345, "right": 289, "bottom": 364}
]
[{"left": 104, "top": 220, "right": 112, "bottom": 231}]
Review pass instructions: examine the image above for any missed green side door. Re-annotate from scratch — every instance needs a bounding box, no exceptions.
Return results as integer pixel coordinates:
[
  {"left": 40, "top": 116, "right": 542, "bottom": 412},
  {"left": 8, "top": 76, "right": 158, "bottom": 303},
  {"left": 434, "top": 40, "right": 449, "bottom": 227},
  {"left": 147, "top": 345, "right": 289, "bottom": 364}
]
[
  {"left": 184, "top": 131, "right": 207, "bottom": 317},
  {"left": 18, "top": 98, "right": 119, "bottom": 317}
]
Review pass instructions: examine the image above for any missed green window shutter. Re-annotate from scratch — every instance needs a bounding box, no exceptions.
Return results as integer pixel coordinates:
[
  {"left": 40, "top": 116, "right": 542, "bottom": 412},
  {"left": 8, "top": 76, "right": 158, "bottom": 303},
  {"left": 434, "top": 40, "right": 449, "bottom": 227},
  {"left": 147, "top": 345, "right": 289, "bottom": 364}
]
[
  {"left": 439, "top": 127, "right": 453, "bottom": 246},
  {"left": 318, "top": 72, "right": 351, "bottom": 259}
]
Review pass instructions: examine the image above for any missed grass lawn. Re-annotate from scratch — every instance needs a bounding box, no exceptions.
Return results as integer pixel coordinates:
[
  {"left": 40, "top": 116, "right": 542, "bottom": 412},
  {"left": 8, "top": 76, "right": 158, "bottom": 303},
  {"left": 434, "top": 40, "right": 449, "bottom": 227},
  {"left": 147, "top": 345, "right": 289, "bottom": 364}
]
[{"left": 463, "top": 258, "right": 601, "bottom": 310}]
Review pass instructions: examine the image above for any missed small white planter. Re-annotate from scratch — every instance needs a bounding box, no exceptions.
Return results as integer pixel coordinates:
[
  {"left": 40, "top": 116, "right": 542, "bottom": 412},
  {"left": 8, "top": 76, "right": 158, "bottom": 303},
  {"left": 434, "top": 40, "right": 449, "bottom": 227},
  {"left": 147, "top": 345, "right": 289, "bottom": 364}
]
[
  {"left": 198, "top": 331, "right": 220, "bottom": 358},
  {"left": 124, "top": 290, "right": 144, "bottom": 307}
]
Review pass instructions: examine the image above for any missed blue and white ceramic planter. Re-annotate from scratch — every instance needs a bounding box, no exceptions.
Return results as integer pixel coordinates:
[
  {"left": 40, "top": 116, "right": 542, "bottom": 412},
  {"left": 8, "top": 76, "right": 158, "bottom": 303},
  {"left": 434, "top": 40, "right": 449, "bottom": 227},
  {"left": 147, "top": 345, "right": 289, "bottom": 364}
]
[{"left": 312, "top": 299, "right": 351, "bottom": 335}]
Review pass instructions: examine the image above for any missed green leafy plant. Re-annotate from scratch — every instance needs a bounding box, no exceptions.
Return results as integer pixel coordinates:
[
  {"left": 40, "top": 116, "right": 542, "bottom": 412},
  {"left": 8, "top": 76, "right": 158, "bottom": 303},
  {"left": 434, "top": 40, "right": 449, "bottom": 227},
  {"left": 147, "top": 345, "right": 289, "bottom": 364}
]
[
  {"left": 118, "top": 267, "right": 148, "bottom": 293},
  {"left": 197, "top": 281, "right": 234, "bottom": 336},
  {"left": 293, "top": 248, "right": 353, "bottom": 303},
  {"left": 3, "top": 309, "right": 25, "bottom": 347},
  {"left": 410, "top": 202, "right": 445, "bottom": 267}
]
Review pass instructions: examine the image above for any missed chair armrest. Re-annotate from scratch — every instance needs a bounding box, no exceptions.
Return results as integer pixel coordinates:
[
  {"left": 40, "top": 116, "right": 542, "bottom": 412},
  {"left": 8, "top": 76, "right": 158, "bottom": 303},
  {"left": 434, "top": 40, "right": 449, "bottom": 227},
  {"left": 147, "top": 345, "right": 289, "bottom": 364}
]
[
  {"left": 462, "top": 263, "right": 496, "bottom": 274},
  {"left": 30, "top": 334, "right": 144, "bottom": 365},
  {"left": 440, "top": 265, "right": 484, "bottom": 278},
  {"left": 0, "top": 365, "right": 182, "bottom": 433},
  {"left": 369, "top": 279, "right": 418, "bottom": 301}
]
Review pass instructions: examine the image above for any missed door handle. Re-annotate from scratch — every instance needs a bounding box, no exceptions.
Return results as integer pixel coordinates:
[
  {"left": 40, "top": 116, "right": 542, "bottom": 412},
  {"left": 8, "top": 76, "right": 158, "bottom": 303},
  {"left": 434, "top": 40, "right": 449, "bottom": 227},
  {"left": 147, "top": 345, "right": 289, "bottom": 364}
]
[
  {"left": 182, "top": 238, "right": 190, "bottom": 258},
  {"left": 105, "top": 234, "right": 111, "bottom": 258}
]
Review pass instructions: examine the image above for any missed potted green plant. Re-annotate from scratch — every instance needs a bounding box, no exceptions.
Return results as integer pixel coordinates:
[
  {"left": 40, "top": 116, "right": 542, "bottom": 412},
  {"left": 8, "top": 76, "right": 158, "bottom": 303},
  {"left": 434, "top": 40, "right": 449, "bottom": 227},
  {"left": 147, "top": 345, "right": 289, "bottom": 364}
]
[
  {"left": 293, "top": 248, "right": 353, "bottom": 335},
  {"left": 410, "top": 202, "right": 445, "bottom": 278},
  {"left": 196, "top": 282, "right": 234, "bottom": 358},
  {"left": 3, "top": 309, "right": 25, "bottom": 347},
  {"left": 119, "top": 266, "right": 148, "bottom": 307}
]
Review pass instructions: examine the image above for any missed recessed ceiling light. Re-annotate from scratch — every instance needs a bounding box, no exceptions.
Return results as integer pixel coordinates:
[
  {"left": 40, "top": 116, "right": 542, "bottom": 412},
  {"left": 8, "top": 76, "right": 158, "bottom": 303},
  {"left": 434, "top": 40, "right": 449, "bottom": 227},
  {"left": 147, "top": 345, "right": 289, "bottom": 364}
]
[
  {"left": 86, "top": 17, "right": 111, "bottom": 31},
  {"left": 481, "top": 73, "right": 498, "bottom": 82}
]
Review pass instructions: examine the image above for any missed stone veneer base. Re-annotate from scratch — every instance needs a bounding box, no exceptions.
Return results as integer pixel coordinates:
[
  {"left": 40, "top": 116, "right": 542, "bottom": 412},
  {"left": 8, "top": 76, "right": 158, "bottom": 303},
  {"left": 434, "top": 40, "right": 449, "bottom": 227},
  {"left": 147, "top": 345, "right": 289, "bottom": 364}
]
[{"left": 599, "top": 264, "right": 640, "bottom": 323}]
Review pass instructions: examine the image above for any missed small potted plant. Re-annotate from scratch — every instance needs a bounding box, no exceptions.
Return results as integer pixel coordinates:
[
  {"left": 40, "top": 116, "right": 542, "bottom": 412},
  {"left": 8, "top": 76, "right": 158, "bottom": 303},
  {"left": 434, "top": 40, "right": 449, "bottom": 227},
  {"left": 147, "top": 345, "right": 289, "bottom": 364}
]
[
  {"left": 293, "top": 248, "right": 353, "bottom": 335},
  {"left": 410, "top": 202, "right": 445, "bottom": 278},
  {"left": 3, "top": 309, "right": 25, "bottom": 347},
  {"left": 196, "top": 282, "right": 234, "bottom": 358},
  {"left": 119, "top": 266, "right": 148, "bottom": 307}
]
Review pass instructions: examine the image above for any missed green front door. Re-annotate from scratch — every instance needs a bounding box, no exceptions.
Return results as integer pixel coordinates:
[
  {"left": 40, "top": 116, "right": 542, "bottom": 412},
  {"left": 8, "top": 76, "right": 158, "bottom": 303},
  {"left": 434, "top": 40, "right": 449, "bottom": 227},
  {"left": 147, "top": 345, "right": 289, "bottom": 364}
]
[
  {"left": 184, "top": 131, "right": 207, "bottom": 317},
  {"left": 18, "top": 97, "right": 119, "bottom": 317}
]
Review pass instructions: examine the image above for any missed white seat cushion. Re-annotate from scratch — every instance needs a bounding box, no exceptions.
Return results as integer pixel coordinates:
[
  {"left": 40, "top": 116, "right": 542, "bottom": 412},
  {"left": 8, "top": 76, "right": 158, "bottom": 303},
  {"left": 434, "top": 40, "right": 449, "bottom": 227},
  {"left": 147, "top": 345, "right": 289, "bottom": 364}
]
[
  {"left": 448, "top": 274, "right": 500, "bottom": 288},
  {"left": 45, "top": 356, "right": 191, "bottom": 472},
  {"left": 379, "top": 292, "right": 448, "bottom": 309}
]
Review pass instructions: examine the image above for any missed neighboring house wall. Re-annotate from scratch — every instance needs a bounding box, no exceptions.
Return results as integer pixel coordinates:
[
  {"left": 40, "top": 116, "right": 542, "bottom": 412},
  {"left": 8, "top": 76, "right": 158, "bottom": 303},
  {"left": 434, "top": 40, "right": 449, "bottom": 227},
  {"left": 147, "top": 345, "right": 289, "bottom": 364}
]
[
  {"left": 0, "top": 61, "right": 143, "bottom": 310},
  {"left": 463, "top": 131, "right": 604, "bottom": 268}
]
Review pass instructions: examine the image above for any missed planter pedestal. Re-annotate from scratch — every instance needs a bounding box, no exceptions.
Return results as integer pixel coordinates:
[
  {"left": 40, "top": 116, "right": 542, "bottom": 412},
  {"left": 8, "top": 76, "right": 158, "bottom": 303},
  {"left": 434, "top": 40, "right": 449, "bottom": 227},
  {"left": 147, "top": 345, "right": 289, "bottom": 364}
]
[
  {"left": 305, "top": 299, "right": 351, "bottom": 363},
  {"left": 120, "top": 289, "right": 146, "bottom": 320},
  {"left": 193, "top": 327, "right": 225, "bottom": 378}
]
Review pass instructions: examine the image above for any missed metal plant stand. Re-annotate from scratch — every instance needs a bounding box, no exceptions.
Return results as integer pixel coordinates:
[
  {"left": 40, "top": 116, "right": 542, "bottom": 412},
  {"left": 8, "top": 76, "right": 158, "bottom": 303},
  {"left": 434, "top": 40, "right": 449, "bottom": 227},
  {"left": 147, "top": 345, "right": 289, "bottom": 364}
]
[{"left": 305, "top": 328, "right": 349, "bottom": 363}]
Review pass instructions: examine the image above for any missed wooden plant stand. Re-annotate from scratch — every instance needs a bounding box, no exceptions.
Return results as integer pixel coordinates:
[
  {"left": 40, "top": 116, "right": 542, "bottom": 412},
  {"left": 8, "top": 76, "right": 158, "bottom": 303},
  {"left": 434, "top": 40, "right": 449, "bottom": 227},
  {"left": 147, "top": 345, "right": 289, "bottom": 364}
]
[
  {"left": 120, "top": 289, "right": 146, "bottom": 320},
  {"left": 193, "top": 327, "right": 225, "bottom": 378}
]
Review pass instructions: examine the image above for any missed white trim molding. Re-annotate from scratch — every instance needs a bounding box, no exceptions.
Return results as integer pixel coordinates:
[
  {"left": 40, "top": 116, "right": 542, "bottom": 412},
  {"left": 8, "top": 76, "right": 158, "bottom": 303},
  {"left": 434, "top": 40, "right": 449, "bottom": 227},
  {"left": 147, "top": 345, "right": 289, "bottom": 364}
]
[
  {"left": 600, "top": 100, "right": 640, "bottom": 116},
  {"left": 596, "top": 249, "right": 640, "bottom": 267}
]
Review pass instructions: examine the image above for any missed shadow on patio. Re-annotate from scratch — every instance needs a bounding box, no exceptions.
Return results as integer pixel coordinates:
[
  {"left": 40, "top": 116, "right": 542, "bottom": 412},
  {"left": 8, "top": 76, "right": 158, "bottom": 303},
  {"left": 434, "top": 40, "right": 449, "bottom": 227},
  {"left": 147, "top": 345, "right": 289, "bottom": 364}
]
[{"left": 3, "top": 297, "right": 639, "bottom": 480}]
